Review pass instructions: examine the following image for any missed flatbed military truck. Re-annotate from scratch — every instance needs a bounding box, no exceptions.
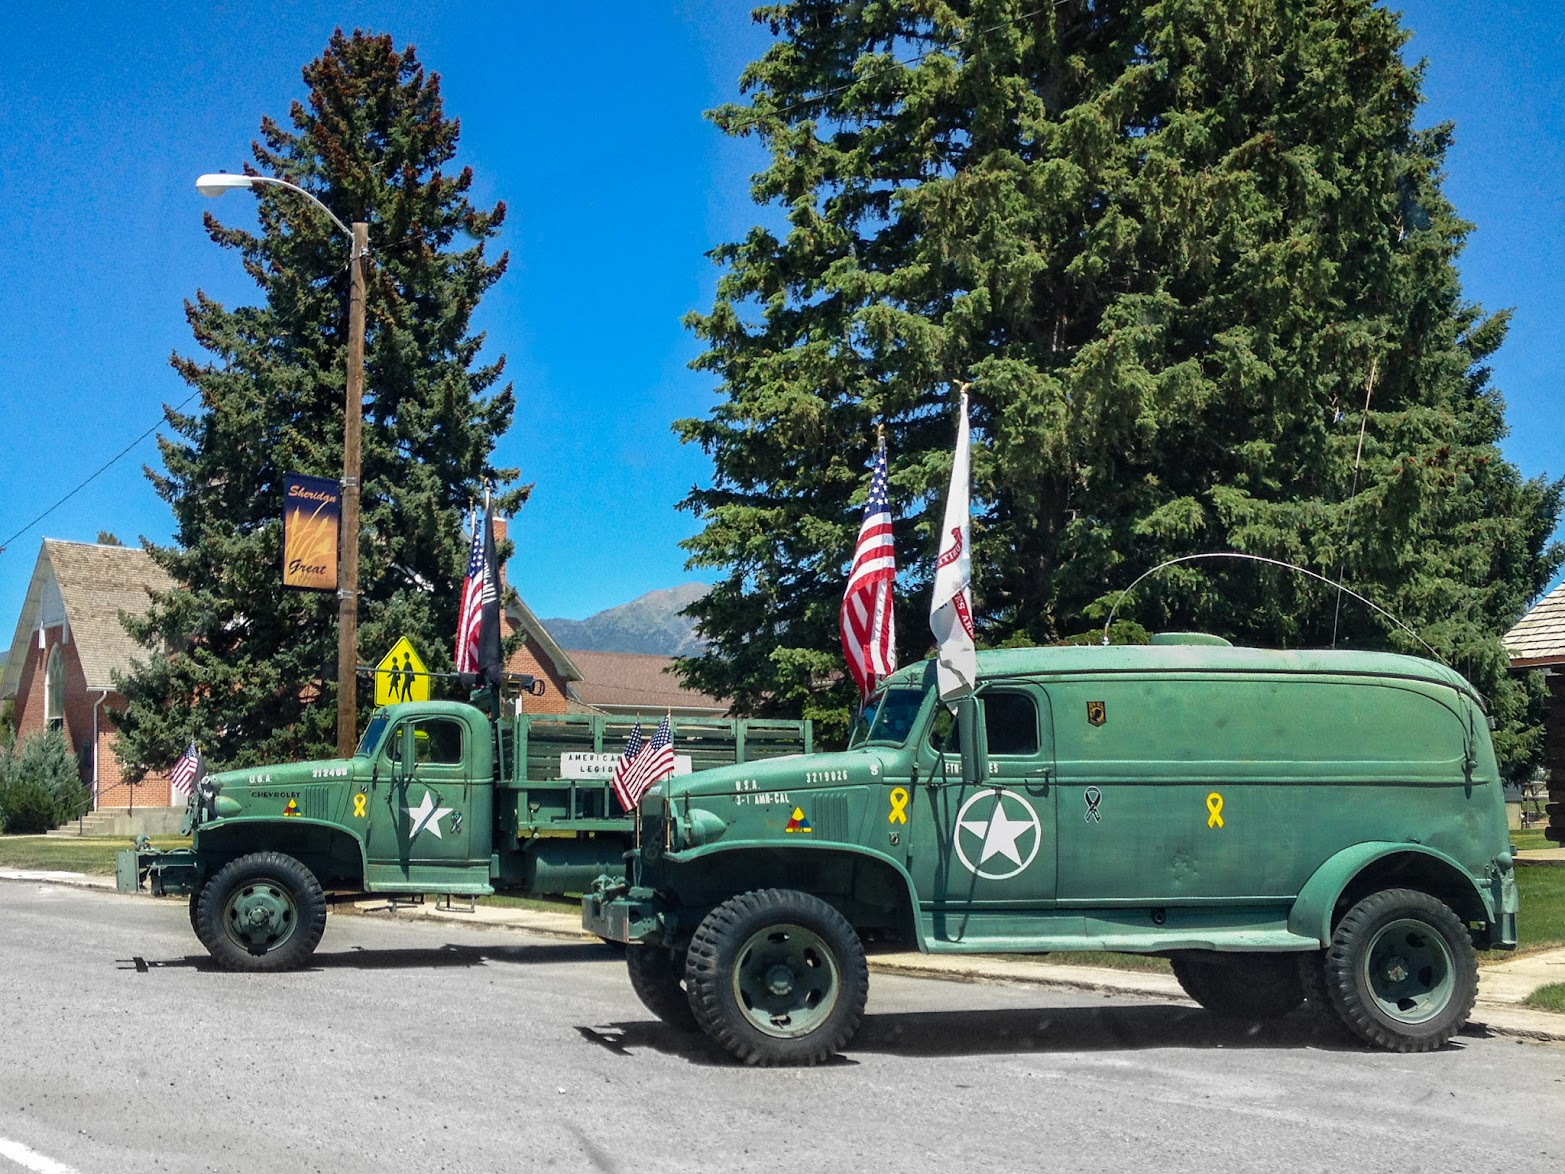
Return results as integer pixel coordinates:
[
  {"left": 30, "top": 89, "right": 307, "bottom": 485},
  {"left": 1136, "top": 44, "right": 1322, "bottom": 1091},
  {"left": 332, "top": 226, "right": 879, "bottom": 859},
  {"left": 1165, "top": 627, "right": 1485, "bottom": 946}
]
[
  {"left": 583, "top": 637, "right": 1519, "bottom": 1064},
  {"left": 118, "top": 701, "right": 811, "bottom": 971}
]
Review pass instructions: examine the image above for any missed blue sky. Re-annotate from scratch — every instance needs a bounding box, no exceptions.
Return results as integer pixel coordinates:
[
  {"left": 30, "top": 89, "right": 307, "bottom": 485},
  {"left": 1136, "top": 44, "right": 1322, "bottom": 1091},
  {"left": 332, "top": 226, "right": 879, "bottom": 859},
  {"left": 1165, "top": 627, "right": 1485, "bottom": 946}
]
[{"left": 0, "top": 1, "right": 1560, "bottom": 641}]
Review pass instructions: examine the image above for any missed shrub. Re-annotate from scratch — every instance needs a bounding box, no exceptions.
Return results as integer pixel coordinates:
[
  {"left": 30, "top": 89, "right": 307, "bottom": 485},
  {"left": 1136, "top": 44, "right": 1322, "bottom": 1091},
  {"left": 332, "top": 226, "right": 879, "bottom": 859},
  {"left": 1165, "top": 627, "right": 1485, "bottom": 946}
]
[{"left": 0, "top": 728, "right": 90, "bottom": 834}]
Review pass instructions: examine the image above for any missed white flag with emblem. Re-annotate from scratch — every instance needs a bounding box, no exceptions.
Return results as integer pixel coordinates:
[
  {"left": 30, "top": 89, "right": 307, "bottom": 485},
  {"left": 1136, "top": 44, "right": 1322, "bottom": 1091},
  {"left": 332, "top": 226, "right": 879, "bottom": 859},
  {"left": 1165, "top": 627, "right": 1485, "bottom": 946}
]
[{"left": 929, "top": 385, "right": 976, "bottom": 707}]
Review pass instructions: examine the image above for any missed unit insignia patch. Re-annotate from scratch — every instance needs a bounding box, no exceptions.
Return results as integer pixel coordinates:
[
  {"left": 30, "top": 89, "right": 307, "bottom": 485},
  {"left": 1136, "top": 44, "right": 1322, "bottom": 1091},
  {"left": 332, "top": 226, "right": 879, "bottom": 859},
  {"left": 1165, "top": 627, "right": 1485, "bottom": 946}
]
[
  {"left": 282, "top": 798, "right": 301, "bottom": 818},
  {"left": 784, "top": 807, "right": 813, "bottom": 834},
  {"left": 1086, "top": 700, "right": 1106, "bottom": 727}
]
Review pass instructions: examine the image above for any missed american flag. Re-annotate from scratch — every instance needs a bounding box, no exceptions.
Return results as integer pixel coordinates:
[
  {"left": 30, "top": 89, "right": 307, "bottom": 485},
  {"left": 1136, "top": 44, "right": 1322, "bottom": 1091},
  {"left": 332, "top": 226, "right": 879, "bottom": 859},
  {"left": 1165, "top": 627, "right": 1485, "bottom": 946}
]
[
  {"left": 840, "top": 439, "right": 897, "bottom": 697},
  {"left": 610, "top": 721, "right": 646, "bottom": 812},
  {"left": 169, "top": 741, "right": 205, "bottom": 797},
  {"left": 614, "top": 715, "right": 674, "bottom": 812},
  {"left": 455, "top": 509, "right": 495, "bottom": 675}
]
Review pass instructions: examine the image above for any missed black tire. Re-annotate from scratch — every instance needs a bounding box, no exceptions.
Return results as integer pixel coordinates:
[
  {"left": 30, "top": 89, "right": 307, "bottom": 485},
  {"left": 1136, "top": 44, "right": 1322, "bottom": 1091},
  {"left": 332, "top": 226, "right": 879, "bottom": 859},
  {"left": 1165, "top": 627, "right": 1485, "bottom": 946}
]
[
  {"left": 188, "top": 887, "right": 203, "bottom": 937},
  {"left": 1170, "top": 954, "right": 1305, "bottom": 1020},
  {"left": 685, "top": 888, "right": 868, "bottom": 1066},
  {"left": 1323, "top": 888, "right": 1477, "bottom": 1053},
  {"left": 626, "top": 946, "right": 698, "bottom": 1031},
  {"left": 196, "top": 852, "right": 327, "bottom": 972}
]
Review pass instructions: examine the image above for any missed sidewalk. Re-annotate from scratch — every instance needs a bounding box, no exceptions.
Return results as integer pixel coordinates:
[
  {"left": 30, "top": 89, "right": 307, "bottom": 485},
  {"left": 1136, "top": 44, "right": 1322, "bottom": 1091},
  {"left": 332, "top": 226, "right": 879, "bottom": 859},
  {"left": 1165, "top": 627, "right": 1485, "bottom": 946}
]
[{"left": 8, "top": 866, "right": 1561, "bottom": 1044}]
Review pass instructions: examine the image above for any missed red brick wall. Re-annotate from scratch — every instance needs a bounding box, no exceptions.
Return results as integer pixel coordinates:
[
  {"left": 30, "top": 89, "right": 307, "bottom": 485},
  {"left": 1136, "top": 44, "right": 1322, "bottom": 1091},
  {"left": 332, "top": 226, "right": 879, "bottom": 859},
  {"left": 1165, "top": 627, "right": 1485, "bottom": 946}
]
[
  {"left": 504, "top": 624, "right": 569, "bottom": 716},
  {"left": 9, "top": 625, "right": 174, "bottom": 809}
]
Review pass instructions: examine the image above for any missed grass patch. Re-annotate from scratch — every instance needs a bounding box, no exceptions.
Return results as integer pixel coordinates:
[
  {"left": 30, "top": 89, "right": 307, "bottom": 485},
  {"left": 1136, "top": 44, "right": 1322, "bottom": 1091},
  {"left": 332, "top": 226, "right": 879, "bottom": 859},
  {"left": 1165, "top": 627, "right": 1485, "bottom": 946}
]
[
  {"left": 1034, "top": 952, "right": 1172, "bottom": 973},
  {"left": 1504, "top": 863, "right": 1565, "bottom": 958},
  {"left": 1522, "top": 982, "right": 1565, "bottom": 1013},
  {"left": 1511, "top": 828, "right": 1559, "bottom": 853},
  {"left": 0, "top": 835, "right": 188, "bottom": 875}
]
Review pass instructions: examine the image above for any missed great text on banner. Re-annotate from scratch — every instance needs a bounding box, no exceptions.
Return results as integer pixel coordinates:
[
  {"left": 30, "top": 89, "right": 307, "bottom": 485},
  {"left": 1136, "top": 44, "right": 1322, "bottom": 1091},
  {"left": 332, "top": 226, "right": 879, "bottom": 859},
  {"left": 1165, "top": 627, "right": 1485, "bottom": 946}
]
[{"left": 282, "top": 473, "right": 340, "bottom": 590}]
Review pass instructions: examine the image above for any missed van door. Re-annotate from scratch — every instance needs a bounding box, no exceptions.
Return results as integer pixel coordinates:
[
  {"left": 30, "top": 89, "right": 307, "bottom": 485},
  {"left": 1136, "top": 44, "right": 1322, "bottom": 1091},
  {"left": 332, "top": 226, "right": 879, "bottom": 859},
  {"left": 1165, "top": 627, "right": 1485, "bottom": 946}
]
[{"left": 907, "top": 686, "right": 1056, "bottom": 940}]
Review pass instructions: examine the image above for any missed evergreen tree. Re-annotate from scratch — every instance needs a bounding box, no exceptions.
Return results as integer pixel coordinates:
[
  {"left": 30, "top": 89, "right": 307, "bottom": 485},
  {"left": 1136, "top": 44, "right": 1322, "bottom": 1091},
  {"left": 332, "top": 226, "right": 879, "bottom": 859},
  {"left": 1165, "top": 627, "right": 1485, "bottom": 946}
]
[
  {"left": 678, "top": 0, "right": 1561, "bottom": 768},
  {"left": 115, "top": 31, "right": 522, "bottom": 775}
]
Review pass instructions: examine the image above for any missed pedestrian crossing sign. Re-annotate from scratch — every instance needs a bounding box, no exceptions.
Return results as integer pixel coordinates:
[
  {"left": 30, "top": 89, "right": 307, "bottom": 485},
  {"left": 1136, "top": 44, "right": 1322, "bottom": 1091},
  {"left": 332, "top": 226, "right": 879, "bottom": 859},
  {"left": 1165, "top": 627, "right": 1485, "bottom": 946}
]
[{"left": 375, "top": 637, "right": 430, "bottom": 706}]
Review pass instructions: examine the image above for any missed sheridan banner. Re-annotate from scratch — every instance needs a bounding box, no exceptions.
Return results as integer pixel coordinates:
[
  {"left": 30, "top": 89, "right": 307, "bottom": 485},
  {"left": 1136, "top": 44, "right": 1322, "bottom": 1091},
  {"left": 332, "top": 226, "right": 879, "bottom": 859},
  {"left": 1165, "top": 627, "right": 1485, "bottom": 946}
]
[{"left": 282, "top": 473, "right": 340, "bottom": 590}]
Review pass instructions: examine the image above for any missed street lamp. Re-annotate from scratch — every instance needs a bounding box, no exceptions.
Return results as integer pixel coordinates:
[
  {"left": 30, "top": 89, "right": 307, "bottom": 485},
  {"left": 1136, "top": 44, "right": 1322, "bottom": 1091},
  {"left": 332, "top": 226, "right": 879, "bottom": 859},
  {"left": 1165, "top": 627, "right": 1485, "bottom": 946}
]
[{"left": 196, "top": 172, "right": 368, "bottom": 757}]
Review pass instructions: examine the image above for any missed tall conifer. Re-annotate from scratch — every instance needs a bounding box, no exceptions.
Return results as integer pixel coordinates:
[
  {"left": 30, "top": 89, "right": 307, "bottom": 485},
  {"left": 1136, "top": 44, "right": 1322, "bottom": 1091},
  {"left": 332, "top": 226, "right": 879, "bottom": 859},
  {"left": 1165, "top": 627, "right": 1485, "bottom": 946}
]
[
  {"left": 115, "top": 31, "right": 522, "bottom": 773},
  {"left": 679, "top": 0, "right": 1561, "bottom": 768}
]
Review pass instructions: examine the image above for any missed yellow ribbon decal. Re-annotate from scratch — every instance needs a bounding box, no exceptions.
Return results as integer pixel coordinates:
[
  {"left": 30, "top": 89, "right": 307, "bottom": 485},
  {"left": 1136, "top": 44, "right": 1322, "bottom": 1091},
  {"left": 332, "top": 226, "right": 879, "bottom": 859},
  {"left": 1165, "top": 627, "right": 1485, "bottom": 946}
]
[
  {"left": 353, "top": 792, "right": 368, "bottom": 819},
  {"left": 888, "top": 787, "right": 909, "bottom": 824},
  {"left": 1206, "top": 792, "right": 1225, "bottom": 829}
]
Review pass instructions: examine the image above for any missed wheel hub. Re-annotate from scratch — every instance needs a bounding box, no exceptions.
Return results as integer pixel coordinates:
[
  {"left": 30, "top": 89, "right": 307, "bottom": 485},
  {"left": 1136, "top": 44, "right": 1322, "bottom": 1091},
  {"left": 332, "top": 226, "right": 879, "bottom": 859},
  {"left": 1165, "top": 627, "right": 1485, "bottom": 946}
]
[
  {"left": 765, "top": 964, "right": 795, "bottom": 996},
  {"left": 1382, "top": 956, "right": 1410, "bottom": 983}
]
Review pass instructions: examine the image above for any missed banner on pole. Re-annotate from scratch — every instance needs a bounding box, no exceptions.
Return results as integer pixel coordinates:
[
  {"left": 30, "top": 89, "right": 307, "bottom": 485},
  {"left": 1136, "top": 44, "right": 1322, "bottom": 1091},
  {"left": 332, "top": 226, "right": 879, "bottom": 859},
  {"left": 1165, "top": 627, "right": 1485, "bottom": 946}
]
[{"left": 282, "top": 473, "right": 340, "bottom": 591}]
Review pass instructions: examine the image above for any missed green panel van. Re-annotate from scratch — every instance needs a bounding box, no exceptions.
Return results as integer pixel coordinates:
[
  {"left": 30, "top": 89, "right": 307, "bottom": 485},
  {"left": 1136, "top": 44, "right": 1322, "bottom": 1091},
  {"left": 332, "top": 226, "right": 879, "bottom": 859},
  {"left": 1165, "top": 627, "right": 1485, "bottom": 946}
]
[{"left": 584, "top": 637, "right": 1518, "bottom": 1065}]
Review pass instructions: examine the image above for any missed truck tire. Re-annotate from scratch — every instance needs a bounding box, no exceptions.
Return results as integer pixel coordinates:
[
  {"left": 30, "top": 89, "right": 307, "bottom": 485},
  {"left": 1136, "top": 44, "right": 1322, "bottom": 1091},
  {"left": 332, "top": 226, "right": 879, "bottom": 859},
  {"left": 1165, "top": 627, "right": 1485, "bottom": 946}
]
[
  {"left": 196, "top": 852, "right": 327, "bottom": 972},
  {"left": 685, "top": 888, "right": 868, "bottom": 1067},
  {"left": 626, "top": 946, "right": 698, "bottom": 1031},
  {"left": 1322, "top": 888, "right": 1477, "bottom": 1053},
  {"left": 1170, "top": 954, "right": 1305, "bottom": 1020}
]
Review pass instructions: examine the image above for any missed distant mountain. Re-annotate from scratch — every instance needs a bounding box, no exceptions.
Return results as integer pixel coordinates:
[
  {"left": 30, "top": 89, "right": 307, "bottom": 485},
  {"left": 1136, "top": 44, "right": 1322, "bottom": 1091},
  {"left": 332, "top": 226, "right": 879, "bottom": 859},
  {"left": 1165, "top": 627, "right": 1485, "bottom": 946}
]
[{"left": 542, "top": 583, "right": 710, "bottom": 656}]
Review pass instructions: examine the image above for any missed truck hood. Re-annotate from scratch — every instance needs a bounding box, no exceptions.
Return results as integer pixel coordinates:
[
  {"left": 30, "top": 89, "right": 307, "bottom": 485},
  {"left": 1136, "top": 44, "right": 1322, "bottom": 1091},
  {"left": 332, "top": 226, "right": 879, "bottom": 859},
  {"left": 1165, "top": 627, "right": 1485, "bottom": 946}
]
[
  {"left": 198, "top": 757, "right": 364, "bottom": 825},
  {"left": 208, "top": 758, "right": 360, "bottom": 791},
  {"left": 664, "top": 746, "right": 900, "bottom": 800}
]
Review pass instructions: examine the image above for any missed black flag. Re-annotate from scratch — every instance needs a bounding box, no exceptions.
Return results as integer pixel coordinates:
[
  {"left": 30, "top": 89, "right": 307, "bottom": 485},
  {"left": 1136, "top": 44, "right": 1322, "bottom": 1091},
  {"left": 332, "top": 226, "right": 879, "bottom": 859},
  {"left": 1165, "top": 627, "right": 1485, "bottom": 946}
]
[{"left": 478, "top": 510, "right": 503, "bottom": 688}]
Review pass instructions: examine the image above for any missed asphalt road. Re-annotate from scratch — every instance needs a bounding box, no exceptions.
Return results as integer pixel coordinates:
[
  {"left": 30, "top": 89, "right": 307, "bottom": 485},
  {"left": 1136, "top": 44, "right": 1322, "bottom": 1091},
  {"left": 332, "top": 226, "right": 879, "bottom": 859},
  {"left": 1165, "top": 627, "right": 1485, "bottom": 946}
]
[{"left": 2, "top": 881, "right": 1561, "bottom": 1174}]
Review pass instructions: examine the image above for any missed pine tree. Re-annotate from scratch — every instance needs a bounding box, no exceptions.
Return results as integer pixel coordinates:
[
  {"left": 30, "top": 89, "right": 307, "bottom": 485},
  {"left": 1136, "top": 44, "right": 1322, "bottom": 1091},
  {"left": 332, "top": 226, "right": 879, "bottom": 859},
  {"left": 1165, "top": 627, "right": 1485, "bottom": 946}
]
[
  {"left": 678, "top": 0, "right": 1561, "bottom": 768},
  {"left": 114, "top": 31, "right": 523, "bottom": 774}
]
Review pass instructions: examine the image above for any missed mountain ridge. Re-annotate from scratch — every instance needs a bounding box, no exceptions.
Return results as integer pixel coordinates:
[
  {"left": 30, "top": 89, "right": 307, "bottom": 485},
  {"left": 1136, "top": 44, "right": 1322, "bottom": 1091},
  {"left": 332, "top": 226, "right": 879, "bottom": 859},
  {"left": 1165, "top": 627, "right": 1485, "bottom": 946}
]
[{"left": 540, "top": 583, "right": 709, "bottom": 656}]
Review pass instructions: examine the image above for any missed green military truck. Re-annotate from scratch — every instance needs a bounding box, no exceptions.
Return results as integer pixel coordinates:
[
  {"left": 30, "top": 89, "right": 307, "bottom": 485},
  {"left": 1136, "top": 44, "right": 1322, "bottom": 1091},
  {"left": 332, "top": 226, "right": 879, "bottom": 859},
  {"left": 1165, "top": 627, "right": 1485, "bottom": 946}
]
[
  {"left": 117, "top": 702, "right": 811, "bottom": 971},
  {"left": 584, "top": 636, "right": 1519, "bottom": 1064}
]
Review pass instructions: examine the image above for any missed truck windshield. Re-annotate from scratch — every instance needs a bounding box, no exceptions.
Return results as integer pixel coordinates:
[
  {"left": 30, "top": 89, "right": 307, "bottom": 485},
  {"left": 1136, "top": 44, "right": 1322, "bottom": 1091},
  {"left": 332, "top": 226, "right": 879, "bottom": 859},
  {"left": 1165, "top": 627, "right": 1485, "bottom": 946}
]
[
  {"left": 849, "top": 686, "right": 927, "bottom": 748},
  {"left": 355, "top": 715, "right": 390, "bottom": 758}
]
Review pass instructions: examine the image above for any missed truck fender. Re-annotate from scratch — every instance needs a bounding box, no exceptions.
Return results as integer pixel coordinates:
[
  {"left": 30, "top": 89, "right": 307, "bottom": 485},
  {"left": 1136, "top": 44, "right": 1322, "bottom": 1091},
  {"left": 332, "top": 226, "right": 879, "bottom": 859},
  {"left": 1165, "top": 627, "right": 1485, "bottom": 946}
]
[
  {"left": 668, "top": 839, "right": 923, "bottom": 942},
  {"left": 1287, "top": 841, "right": 1487, "bottom": 946},
  {"left": 196, "top": 817, "right": 369, "bottom": 891}
]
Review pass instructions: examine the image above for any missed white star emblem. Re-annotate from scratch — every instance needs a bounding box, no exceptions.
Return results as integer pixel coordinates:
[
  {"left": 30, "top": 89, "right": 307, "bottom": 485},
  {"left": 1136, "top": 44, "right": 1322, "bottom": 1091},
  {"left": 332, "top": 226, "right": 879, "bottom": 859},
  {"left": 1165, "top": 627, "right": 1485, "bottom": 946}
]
[
  {"left": 953, "top": 790, "right": 1041, "bottom": 880},
  {"left": 405, "top": 790, "right": 453, "bottom": 840}
]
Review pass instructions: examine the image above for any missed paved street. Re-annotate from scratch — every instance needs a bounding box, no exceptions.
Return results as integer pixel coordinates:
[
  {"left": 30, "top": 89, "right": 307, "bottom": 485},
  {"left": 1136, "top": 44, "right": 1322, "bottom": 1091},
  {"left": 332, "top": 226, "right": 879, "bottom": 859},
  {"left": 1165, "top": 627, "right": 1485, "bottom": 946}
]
[{"left": 2, "top": 880, "right": 1561, "bottom": 1174}]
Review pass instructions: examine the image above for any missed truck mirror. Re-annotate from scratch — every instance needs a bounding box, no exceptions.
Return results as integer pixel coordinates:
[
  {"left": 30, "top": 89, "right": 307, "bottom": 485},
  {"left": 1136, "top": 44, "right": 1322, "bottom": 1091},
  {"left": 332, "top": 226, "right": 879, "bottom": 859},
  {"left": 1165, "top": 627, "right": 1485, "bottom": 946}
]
[{"left": 956, "top": 697, "right": 988, "bottom": 785}]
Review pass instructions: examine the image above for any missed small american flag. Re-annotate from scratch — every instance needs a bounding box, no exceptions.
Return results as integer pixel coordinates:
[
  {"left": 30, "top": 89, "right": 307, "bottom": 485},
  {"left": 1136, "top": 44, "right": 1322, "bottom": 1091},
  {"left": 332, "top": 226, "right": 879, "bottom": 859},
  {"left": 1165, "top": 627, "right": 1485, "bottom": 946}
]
[
  {"left": 840, "top": 438, "right": 897, "bottom": 697},
  {"left": 455, "top": 509, "right": 494, "bottom": 674},
  {"left": 618, "top": 715, "right": 674, "bottom": 811},
  {"left": 610, "top": 721, "right": 646, "bottom": 812},
  {"left": 169, "top": 741, "right": 205, "bottom": 797}
]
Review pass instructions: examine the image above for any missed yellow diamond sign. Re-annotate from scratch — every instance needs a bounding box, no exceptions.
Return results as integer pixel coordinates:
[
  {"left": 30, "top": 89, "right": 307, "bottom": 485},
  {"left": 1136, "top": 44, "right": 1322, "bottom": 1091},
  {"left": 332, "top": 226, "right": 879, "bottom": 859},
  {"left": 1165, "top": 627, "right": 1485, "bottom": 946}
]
[{"left": 375, "top": 637, "right": 430, "bottom": 706}]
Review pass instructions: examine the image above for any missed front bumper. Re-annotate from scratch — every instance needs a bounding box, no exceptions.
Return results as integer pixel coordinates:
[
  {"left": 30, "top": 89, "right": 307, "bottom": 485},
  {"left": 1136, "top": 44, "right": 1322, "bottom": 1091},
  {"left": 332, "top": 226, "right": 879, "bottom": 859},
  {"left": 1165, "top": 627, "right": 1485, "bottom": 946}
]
[
  {"left": 582, "top": 876, "right": 669, "bottom": 945},
  {"left": 115, "top": 840, "right": 199, "bottom": 896}
]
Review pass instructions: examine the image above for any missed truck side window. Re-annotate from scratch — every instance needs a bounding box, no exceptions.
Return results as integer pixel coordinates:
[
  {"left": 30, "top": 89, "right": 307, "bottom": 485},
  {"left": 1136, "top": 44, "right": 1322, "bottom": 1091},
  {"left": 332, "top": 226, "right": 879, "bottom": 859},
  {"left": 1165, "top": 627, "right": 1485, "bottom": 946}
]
[
  {"left": 984, "top": 692, "right": 1039, "bottom": 757},
  {"left": 414, "top": 718, "right": 464, "bottom": 765}
]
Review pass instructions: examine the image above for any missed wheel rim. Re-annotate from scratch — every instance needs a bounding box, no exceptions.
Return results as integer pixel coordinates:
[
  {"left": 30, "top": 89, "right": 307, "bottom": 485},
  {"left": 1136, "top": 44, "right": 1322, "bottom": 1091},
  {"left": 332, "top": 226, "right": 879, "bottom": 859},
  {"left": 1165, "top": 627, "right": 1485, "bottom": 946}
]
[
  {"left": 1360, "top": 917, "right": 1456, "bottom": 1025},
  {"left": 223, "top": 879, "right": 299, "bottom": 955},
  {"left": 730, "top": 922, "right": 840, "bottom": 1039}
]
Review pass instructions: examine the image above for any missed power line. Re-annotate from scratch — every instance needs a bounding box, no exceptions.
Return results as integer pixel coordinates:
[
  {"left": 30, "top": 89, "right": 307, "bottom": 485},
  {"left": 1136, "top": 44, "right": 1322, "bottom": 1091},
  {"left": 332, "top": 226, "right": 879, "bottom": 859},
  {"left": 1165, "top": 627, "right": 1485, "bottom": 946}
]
[{"left": 0, "top": 392, "right": 199, "bottom": 557}]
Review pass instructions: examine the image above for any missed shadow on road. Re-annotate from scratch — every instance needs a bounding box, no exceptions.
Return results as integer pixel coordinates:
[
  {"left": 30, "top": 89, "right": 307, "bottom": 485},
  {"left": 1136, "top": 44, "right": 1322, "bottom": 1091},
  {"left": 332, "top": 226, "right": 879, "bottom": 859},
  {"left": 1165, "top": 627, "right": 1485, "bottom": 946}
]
[
  {"left": 577, "top": 1003, "right": 1392, "bottom": 1064},
  {"left": 117, "top": 940, "right": 618, "bottom": 973}
]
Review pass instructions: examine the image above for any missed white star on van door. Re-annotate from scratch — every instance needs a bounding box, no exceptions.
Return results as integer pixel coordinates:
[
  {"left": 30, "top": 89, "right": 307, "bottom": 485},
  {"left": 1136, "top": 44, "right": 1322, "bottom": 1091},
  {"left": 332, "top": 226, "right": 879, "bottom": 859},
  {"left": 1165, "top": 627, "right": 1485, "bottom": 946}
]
[
  {"left": 960, "top": 803, "right": 1031, "bottom": 865},
  {"left": 953, "top": 790, "right": 1042, "bottom": 880},
  {"left": 406, "top": 790, "right": 453, "bottom": 839}
]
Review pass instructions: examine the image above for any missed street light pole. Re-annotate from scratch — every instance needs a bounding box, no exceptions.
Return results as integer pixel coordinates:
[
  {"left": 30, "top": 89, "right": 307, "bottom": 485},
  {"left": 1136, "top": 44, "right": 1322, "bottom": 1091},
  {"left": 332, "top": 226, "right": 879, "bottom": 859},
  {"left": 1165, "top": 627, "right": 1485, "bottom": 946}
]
[{"left": 196, "top": 173, "right": 367, "bottom": 757}]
